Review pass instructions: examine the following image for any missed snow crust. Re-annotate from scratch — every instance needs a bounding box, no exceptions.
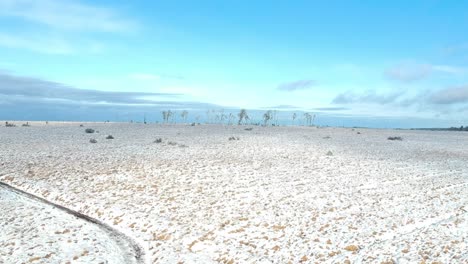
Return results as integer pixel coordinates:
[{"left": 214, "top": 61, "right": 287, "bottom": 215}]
[{"left": 1, "top": 122, "right": 467, "bottom": 263}]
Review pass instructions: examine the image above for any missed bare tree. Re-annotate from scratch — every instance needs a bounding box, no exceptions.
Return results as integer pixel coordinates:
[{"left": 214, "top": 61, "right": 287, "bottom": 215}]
[
  {"left": 273, "top": 110, "right": 278, "bottom": 126},
  {"left": 181, "top": 110, "right": 189, "bottom": 122},
  {"left": 238, "top": 109, "right": 249, "bottom": 125},
  {"left": 292, "top": 112, "right": 297, "bottom": 125},
  {"left": 220, "top": 113, "right": 227, "bottom": 124},
  {"left": 228, "top": 113, "right": 235, "bottom": 125},
  {"left": 263, "top": 110, "right": 273, "bottom": 126},
  {"left": 162, "top": 110, "right": 173, "bottom": 123},
  {"left": 303, "top": 112, "right": 315, "bottom": 126},
  {"left": 172, "top": 111, "right": 177, "bottom": 123},
  {"left": 219, "top": 109, "right": 227, "bottom": 124}
]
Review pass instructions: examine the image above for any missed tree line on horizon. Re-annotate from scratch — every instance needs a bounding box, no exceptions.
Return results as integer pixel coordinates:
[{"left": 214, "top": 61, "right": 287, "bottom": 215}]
[{"left": 156, "top": 109, "right": 316, "bottom": 126}]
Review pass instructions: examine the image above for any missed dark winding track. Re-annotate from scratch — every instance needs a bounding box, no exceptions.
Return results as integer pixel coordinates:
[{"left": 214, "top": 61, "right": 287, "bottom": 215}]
[{"left": 0, "top": 181, "right": 145, "bottom": 264}]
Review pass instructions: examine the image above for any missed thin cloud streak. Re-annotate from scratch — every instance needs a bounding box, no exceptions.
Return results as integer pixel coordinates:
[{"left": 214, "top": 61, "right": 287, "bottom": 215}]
[
  {"left": 262, "top": 105, "right": 302, "bottom": 109},
  {"left": 313, "top": 107, "right": 349, "bottom": 111},
  {"left": 384, "top": 63, "right": 432, "bottom": 82},
  {"left": 332, "top": 90, "right": 404, "bottom": 105},
  {"left": 0, "top": 33, "right": 74, "bottom": 54},
  {"left": 277, "top": 79, "right": 317, "bottom": 91},
  {"left": 385, "top": 62, "right": 468, "bottom": 82},
  {"left": 0, "top": 0, "right": 137, "bottom": 32}
]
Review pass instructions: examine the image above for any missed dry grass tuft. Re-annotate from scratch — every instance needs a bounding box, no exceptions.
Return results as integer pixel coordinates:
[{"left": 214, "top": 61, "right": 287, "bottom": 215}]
[{"left": 344, "top": 245, "right": 360, "bottom": 251}]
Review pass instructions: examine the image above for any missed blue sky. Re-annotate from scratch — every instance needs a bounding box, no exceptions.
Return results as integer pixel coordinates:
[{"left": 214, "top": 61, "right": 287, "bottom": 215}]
[{"left": 1, "top": 0, "right": 468, "bottom": 127}]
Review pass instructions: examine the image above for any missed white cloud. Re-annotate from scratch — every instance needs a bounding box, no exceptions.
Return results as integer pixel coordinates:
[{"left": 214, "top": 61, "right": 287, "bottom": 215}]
[
  {"left": 277, "top": 79, "right": 317, "bottom": 91},
  {"left": 0, "top": 0, "right": 137, "bottom": 32},
  {"left": 385, "top": 62, "right": 468, "bottom": 82},
  {"left": 0, "top": 33, "right": 74, "bottom": 54},
  {"left": 0, "top": 0, "right": 137, "bottom": 54},
  {"left": 384, "top": 63, "right": 432, "bottom": 82},
  {"left": 429, "top": 86, "right": 468, "bottom": 104},
  {"left": 0, "top": 32, "right": 108, "bottom": 54}
]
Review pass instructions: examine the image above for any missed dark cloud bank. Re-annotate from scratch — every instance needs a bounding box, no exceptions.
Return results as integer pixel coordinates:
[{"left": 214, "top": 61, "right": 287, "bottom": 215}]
[
  {"left": 0, "top": 71, "right": 219, "bottom": 122},
  {"left": 332, "top": 86, "right": 468, "bottom": 107}
]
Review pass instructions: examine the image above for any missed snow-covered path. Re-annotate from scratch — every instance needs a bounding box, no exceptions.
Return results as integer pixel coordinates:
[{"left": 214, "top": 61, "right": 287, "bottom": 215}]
[{"left": 0, "top": 182, "right": 144, "bottom": 264}]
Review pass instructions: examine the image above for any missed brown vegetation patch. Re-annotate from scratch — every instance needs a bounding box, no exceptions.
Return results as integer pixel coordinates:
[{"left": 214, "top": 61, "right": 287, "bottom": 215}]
[{"left": 344, "top": 245, "right": 360, "bottom": 252}]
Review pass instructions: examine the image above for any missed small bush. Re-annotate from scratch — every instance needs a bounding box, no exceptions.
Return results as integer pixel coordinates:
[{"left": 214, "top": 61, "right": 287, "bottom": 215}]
[
  {"left": 387, "top": 136, "right": 403, "bottom": 141},
  {"left": 5, "top": 122, "right": 16, "bottom": 127},
  {"left": 22, "top": 122, "right": 30, "bottom": 127},
  {"left": 89, "top": 138, "right": 97, "bottom": 143},
  {"left": 191, "top": 123, "right": 196, "bottom": 126},
  {"left": 80, "top": 124, "right": 84, "bottom": 127},
  {"left": 244, "top": 128, "right": 253, "bottom": 131},
  {"left": 229, "top": 136, "right": 240, "bottom": 141},
  {"left": 323, "top": 136, "right": 331, "bottom": 139},
  {"left": 154, "top": 138, "right": 162, "bottom": 143},
  {"left": 167, "top": 141, "right": 177, "bottom": 146},
  {"left": 106, "top": 135, "right": 114, "bottom": 139},
  {"left": 357, "top": 132, "right": 361, "bottom": 134},
  {"left": 326, "top": 151, "right": 333, "bottom": 156},
  {"left": 85, "top": 128, "right": 95, "bottom": 133}
]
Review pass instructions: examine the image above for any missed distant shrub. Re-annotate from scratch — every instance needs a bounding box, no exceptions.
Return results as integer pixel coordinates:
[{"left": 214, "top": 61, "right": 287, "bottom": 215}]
[
  {"left": 154, "top": 138, "right": 162, "bottom": 143},
  {"left": 229, "top": 136, "right": 240, "bottom": 141},
  {"left": 191, "top": 123, "right": 196, "bottom": 126},
  {"left": 357, "top": 132, "right": 361, "bottom": 134},
  {"left": 106, "top": 135, "right": 114, "bottom": 139},
  {"left": 5, "top": 122, "right": 16, "bottom": 127},
  {"left": 22, "top": 122, "right": 30, "bottom": 127},
  {"left": 387, "top": 136, "right": 403, "bottom": 141},
  {"left": 89, "top": 138, "right": 98, "bottom": 143},
  {"left": 244, "top": 128, "right": 253, "bottom": 131},
  {"left": 85, "top": 128, "right": 95, "bottom": 133},
  {"left": 167, "top": 141, "right": 177, "bottom": 146},
  {"left": 178, "top": 144, "right": 188, "bottom": 148},
  {"left": 326, "top": 151, "right": 333, "bottom": 156},
  {"left": 323, "top": 136, "right": 331, "bottom": 139},
  {"left": 80, "top": 124, "right": 84, "bottom": 127}
]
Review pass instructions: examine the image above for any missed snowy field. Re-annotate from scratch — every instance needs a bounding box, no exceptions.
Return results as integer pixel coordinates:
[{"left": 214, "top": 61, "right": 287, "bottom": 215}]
[
  {"left": 0, "top": 122, "right": 467, "bottom": 263},
  {"left": 0, "top": 183, "right": 142, "bottom": 264}
]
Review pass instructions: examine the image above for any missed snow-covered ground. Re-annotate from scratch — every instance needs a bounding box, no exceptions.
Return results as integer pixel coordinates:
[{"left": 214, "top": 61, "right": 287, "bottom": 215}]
[
  {"left": 0, "top": 122, "right": 467, "bottom": 263},
  {"left": 0, "top": 183, "right": 142, "bottom": 264}
]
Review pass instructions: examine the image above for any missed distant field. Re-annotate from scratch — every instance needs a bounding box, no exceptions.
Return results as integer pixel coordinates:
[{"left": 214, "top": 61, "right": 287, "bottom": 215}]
[{"left": 1, "top": 122, "right": 467, "bottom": 263}]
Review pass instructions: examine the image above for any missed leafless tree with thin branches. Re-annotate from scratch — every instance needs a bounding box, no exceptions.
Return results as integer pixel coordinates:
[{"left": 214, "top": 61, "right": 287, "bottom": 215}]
[
  {"left": 263, "top": 110, "right": 273, "bottom": 126},
  {"left": 238, "top": 109, "right": 249, "bottom": 125},
  {"left": 181, "top": 110, "right": 189, "bottom": 122}
]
